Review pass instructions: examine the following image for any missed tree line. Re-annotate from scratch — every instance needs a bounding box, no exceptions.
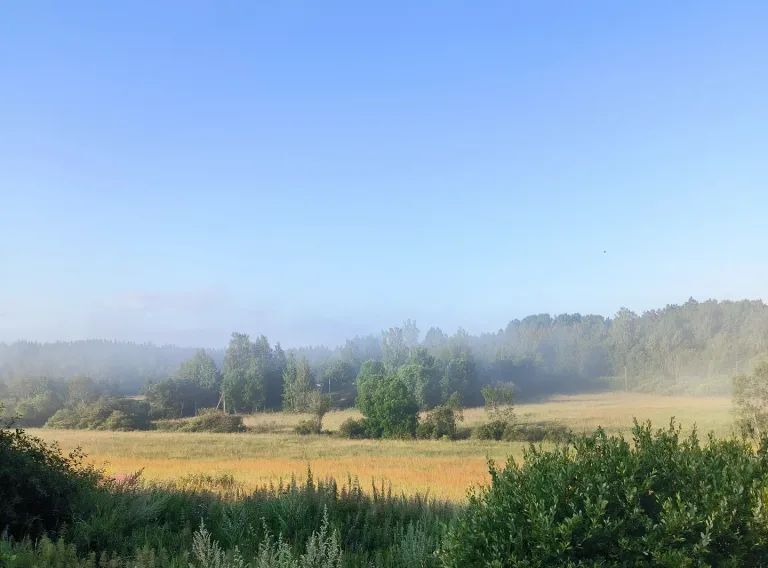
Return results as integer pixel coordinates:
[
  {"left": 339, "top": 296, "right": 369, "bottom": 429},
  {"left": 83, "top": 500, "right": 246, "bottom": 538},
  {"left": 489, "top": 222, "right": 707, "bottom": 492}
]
[{"left": 2, "top": 299, "right": 768, "bottom": 412}]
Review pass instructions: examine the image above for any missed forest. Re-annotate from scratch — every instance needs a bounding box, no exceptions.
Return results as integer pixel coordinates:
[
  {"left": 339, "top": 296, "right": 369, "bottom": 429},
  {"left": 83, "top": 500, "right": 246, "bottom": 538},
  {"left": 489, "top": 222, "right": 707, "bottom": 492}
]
[{"left": 2, "top": 298, "right": 767, "bottom": 401}]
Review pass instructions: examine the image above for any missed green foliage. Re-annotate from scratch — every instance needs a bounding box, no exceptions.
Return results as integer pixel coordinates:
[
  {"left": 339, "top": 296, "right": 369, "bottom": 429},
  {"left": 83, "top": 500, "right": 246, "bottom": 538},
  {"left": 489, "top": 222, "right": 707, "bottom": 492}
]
[
  {"left": 472, "top": 418, "right": 509, "bottom": 441},
  {"left": 733, "top": 361, "right": 768, "bottom": 437},
  {"left": 505, "top": 421, "right": 572, "bottom": 443},
  {"left": 221, "top": 333, "right": 267, "bottom": 413},
  {"left": 354, "top": 361, "right": 386, "bottom": 416},
  {"left": 294, "top": 419, "right": 321, "bottom": 435},
  {"left": 474, "top": 384, "right": 517, "bottom": 440},
  {"left": 441, "top": 355, "right": 476, "bottom": 404},
  {"left": 356, "top": 362, "right": 419, "bottom": 438},
  {"left": 4, "top": 299, "right": 768, "bottom": 403},
  {"left": 66, "top": 375, "right": 103, "bottom": 406},
  {"left": 397, "top": 348, "right": 442, "bottom": 409},
  {"left": 45, "top": 397, "right": 151, "bottom": 431},
  {"left": 145, "top": 377, "right": 219, "bottom": 419},
  {"left": 481, "top": 383, "right": 515, "bottom": 418},
  {"left": 321, "top": 360, "right": 356, "bottom": 394},
  {"left": 416, "top": 397, "right": 463, "bottom": 440},
  {"left": 176, "top": 349, "right": 221, "bottom": 390},
  {"left": 308, "top": 391, "right": 330, "bottom": 432},
  {"left": 0, "top": 465, "right": 451, "bottom": 567},
  {"left": 264, "top": 343, "right": 288, "bottom": 411},
  {"left": 14, "top": 389, "right": 63, "bottom": 426},
  {"left": 294, "top": 391, "right": 331, "bottom": 435},
  {"left": 283, "top": 355, "right": 315, "bottom": 412},
  {"left": 473, "top": 418, "right": 571, "bottom": 442},
  {"left": 381, "top": 323, "right": 418, "bottom": 371},
  {"left": 154, "top": 409, "right": 245, "bottom": 433},
  {"left": 0, "top": 416, "right": 100, "bottom": 540},
  {"left": 444, "top": 421, "right": 768, "bottom": 567},
  {"left": 337, "top": 418, "right": 371, "bottom": 439}
]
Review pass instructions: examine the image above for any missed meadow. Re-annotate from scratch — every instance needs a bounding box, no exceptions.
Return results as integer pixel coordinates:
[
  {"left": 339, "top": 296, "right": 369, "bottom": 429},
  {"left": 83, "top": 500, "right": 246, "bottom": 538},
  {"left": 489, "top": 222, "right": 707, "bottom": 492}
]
[{"left": 31, "top": 392, "right": 736, "bottom": 501}]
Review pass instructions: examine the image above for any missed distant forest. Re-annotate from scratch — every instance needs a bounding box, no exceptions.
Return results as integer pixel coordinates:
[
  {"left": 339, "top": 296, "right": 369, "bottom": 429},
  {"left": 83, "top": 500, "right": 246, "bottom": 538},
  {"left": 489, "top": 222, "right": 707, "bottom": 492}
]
[{"left": 2, "top": 299, "right": 767, "bottom": 400}]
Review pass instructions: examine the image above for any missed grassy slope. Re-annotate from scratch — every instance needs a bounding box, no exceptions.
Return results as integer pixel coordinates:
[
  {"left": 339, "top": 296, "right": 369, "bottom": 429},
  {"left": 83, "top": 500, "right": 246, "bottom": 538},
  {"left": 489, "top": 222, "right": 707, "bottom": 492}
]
[{"left": 30, "top": 392, "right": 735, "bottom": 501}]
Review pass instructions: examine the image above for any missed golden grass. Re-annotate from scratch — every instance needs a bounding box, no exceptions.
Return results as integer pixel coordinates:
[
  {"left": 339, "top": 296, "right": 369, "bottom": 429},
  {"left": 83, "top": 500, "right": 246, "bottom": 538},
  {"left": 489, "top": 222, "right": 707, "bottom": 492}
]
[{"left": 30, "top": 392, "right": 737, "bottom": 501}]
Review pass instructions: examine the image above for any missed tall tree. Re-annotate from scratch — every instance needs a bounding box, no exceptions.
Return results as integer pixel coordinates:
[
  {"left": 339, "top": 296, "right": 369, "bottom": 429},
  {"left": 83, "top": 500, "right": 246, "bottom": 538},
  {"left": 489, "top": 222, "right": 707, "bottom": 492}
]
[
  {"left": 175, "top": 349, "right": 220, "bottom": 390},
  {"left": 442, "top": 354, "right": 477, "bottom": 403},
  {"left": 265, "top": 342, "right": 287, "bottom": 410},
  {"left": 396, "top": 348, "right": 442, "bottom": 409},
  {"left": 356, "top": 362, "right": 418, "bottom": 438},
  {"left": 382, "top": 326, "right": 411, "bottom": 371},
  {"left": 283, "top": 355, "right": 315, "bottom": 412},
  {"left": 221, "top": 333, "right": 264, "bottom": 412},
  {"left": 65, "top": 375, "right": 101, "bottom": 406},
  {"left": 323, "top": 359, "right": 356, "bottom": 389}
]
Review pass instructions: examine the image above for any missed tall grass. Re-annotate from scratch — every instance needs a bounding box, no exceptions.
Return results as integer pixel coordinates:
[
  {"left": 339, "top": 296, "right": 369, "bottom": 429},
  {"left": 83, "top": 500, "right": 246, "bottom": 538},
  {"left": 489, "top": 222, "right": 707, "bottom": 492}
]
[{"left": 1, "top": 470, "right": 453, "bottom": 567}]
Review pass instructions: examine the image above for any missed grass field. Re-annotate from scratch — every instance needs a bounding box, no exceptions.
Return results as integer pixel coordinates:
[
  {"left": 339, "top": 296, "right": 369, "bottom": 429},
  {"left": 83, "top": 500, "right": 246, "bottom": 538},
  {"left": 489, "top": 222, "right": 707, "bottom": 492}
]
[{"left": 30, "top": 392, "right": 737, "bottom": 501}]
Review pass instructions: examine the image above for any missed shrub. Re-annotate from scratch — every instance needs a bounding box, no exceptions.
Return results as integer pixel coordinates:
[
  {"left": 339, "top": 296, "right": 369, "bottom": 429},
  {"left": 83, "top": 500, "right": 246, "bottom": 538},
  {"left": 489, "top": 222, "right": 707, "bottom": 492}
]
[
  {"left": 472, "top": 419, "right": 509, "bottom": 440},
  {"left": 416, "top": 405, "right": 461, "bottom": 440},
  {"left": 480, "top": 383, "right": 515, "bottom": 422},
  {"left": 45, "top": 397, "right": 151, "bottom": 431},
  {"left": 0, "top": 416, "right": 100, "bottom": 540},
  {"left": 295, "top": 419, "right": 321, "bottom": 435},
  {"left": 505, "top": 421, "right": 572, "bottom": 443},
  {"left": 337, "top": 418, "right": 370, "bottom": 439},
  {"left": 155, "top": 409, "right": 245, "bottom": 433},
  {"left": 307, "top": 391, "right": 331, "bottom": 433},
  {"left": 443, "top": 421, "right": 768, "bottom": 567}
]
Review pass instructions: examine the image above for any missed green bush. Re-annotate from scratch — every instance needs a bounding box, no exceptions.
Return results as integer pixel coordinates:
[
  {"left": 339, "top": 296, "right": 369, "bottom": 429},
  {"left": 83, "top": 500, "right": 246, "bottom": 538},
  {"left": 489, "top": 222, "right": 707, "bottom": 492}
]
[
  {"left": 155, "top": 409, "right": 245, "bottom": 433},
  {"left": 443, "top": 421, "right": 768, "bottom": 567},
  {"left": 0, "top": 417, "right": 100, "bottom": 540},
  {"left": 337, "top": 417, "right": 371, "bottom": 439},
  {"left": 45, "top": 397, "right": 151, "bottom": 431},
  {"left": 472, "top": 418, "right": 509, "bottom": 440},
  {"left": 503, "top": 421, "right": 572, "bottom": 443},
  {"left": 416, "top": 405, "right": 460, "bottom": 440},
  {"left": 295, "top": 419, "right": 321, "bottom": 435}
]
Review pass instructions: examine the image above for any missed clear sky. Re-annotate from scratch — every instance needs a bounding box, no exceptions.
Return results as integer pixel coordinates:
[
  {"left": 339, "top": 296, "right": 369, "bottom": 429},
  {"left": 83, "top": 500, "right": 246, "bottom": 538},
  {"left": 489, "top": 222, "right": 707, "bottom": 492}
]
[{"left": 1, "top": 1, "right": 766, "bottom": 348}]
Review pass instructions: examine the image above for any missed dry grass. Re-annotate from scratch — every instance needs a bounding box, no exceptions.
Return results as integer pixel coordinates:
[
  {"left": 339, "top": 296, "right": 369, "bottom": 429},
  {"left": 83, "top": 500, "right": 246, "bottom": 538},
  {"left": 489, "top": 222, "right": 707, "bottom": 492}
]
[
  {"left": 242, "top": 408, "right": 362, "bottom": 432},
  {"left": 30, "top": 392, "right": 737, "bottom": 501},
  {"left": 471, "top": 392, "right": 736, "bottom": 436}
]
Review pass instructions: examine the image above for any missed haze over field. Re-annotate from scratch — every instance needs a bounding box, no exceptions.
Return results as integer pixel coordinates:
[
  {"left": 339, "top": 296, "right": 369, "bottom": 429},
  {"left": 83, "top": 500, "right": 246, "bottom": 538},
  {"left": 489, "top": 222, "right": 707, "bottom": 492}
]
[
  {"left": 5, "top": 2, "right": 768, "bottom": 566},
  {"left": 2, "top": 2, "right": 767, "bottom": 348}
]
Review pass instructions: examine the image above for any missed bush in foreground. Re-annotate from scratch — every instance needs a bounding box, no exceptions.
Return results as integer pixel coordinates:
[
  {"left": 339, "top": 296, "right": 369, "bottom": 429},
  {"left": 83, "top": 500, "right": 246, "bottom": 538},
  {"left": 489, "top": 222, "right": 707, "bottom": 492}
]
[
  {"left": 443, "top": 421, "right": 768, "bottom": 567},
  {"left": 0, "top": 416, "right": 99, "bottom": 540}
]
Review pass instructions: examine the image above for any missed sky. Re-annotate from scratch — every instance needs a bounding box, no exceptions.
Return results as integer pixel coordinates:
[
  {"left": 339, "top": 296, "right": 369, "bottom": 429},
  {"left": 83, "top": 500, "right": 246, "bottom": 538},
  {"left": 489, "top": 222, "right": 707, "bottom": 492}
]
[{"left": 1, "top": 1, "right": 767, "bottom": 348}]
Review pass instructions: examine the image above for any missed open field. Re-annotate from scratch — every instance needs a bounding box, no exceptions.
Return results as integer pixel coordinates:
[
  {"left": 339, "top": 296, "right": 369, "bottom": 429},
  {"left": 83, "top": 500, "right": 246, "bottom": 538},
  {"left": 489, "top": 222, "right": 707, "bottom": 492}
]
[{"left": 30, "top": 392, "right": 737, "bottom": 501}]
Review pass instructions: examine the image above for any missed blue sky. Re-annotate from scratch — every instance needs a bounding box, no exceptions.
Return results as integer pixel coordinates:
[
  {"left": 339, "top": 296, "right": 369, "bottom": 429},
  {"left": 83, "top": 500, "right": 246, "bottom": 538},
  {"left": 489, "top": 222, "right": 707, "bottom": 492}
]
[{"left": 1, "top": 1, "right": 767, "bottom": 347}]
